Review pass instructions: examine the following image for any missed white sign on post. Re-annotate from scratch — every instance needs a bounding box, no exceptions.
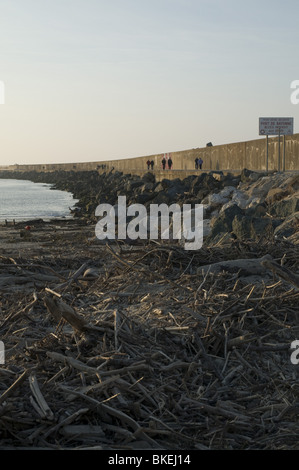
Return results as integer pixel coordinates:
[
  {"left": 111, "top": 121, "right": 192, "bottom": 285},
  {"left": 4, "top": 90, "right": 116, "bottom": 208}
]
[{"left": 259, "top": 117, "right": 293, "bottom": 135}]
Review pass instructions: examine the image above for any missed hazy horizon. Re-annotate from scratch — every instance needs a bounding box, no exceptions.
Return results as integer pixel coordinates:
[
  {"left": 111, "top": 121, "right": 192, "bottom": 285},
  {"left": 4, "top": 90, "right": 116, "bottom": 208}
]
[{"left": 0, "top": 0, "right": 298, "bottom": 165}]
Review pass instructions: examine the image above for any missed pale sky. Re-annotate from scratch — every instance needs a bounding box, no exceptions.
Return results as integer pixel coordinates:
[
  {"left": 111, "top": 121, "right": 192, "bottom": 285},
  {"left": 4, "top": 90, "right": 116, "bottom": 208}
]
[{"left": 0, "top": 0, "right": 298, "bottom": 165}]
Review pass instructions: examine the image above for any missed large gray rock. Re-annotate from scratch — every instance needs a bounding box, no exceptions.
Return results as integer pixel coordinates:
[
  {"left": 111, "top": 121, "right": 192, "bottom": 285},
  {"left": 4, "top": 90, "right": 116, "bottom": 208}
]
[
  {"left": 190, "top": 173, "right": 208, "bottom": 194},
  {"left": 265, "top": 187, "right": 289, "bottom": 205},
  {"left": 274, "top": 211, "right": 299, "bottom": 240},
  {"left": 245, "top": 203, "right": 267, "bottom": 217},
  {"left": 135, "top": 192, "right": 157, "bottom": 205},
  {"left": 142, "top": 172, "right": 156, "bottom": 184},
  {"left": 231, "top": 215, "right": 252, "bottom": 239},
  {"left": 232, "top": 215, "right": 274, "bottom": 240},
  {"left": 151, "top": 191, "right": 172, "bottom": 205},
  {"left": 240, "top": 168, "right": 256, "bottom": 183},
  {"left": 209, "top": 204, "right": 244, "bottom": 238},
  {"left": 124, "top": 180, "right": 144, "bottom": 193},
  {"left": 269, "top": 194, "right": 299, "bottom": 217}
]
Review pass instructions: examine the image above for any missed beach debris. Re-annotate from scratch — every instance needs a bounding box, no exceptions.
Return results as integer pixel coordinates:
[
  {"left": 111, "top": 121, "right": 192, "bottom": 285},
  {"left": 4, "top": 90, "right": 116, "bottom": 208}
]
[
  {"left": 0, "top": 170, "right": 298, "bottom": 450},
  {"left": 0, "top": 225, "right": 298, "bottom": 450}
]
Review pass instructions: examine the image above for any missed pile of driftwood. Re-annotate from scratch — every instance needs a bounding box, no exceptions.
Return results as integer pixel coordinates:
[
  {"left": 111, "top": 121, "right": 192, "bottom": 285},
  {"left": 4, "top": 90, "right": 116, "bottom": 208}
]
[{"left": 0, "top": 228, "right": 298, "bottom": 450}]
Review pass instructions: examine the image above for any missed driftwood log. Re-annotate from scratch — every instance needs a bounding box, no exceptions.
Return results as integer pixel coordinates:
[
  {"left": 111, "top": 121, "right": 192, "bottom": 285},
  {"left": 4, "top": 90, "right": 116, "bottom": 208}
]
[
  {"left": 260, "top": 254, "right": 299, "bottom": 289},
  {"left": 197, "top": 254, "right": 299, "bottom": 289},
  {"left": 197, "top": 256, "right": 271, "bottom": 277},
  {"left": 44, "top": 295, "right": 88, "bottom": 333}
]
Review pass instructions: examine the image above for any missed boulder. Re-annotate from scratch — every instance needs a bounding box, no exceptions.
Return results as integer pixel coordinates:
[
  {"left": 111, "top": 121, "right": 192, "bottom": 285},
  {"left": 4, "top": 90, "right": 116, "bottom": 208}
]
[
  {"left": 189, "top": 173, "right": 207, "bottom": 195},
  {"left": 141, "top": 182, "right": 155, "bottom": 192},
  {"left": 251, "top": 217, "right": 274, "bottom": 239},
  {"left": 240, "top": 168, "right": 255, "bottom": 183},
  {"left": 232, "top": 215, "right": 274, "bottom": 240},
  {"left": 209, "top": 204, "right": 244, "bottom": 239},
  {"left": 135, "top": 192, "right": 157, "bottom": 205},
  {"left": 151, "top": 191, "right": 172, "bottom": 205},
  {"left": 153, "top": 182, "right": 164, "bottom": 193},
  {"left": 274, "top": 211, "right": 299, "bottom": 240},
  {"left": 241, "top": 173, "right": 291, "bottom": 202},
  {"left": 160, "top": 178, "right": 172, "bottom": 189},
  {"left": 209, "top": 171, "right": 224, "bottom": 182},
  {"left": 265, "top": 187, "right": 289, "bottom": 205},
  {"left": 207, "top": 192, "right": 230, "bottom": 206},
  {"left": 231, "top": 190, "right": 251, "bottom": 209},
  {"left": 240, "top": 169, "right": 268, "bottom": 183},
  {"left": 269, "top": 194, "right": 299, "bottom": 217},
  {"left": 142, "top": 172, "right": 156, "bottom": 184},
  {"left": 222, "top": 173, "right": 241, "bottom": 187},
  {"left": 192, "top": 174, "right": 223, "bottom": 197},
  {"left": 231, "top": 215, "right": 253, "bottom": 240},
  {"left": 219, "top": 194, "right": 250, "bottom": 213},
  {"left": 166, "top": 186, "right": 185, "bottom": 201},
  {"left": 245, "top": 203, "right": 267, "bottom": 217},
  {"left": 285, "top": 174, "right": 299, "bottom": 193},
  {"left": 124, "top": 180, "right": 144, "bottom": 193},
  {"left": 196, "top": 189, "right": 211, "bottom": 201}
]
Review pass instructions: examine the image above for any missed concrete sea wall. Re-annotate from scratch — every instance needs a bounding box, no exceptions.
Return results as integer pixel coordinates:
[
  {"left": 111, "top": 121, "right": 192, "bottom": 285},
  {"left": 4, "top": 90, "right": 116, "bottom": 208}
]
[{"left": 4, "top": 133, "right": 299, "bottom": 177}]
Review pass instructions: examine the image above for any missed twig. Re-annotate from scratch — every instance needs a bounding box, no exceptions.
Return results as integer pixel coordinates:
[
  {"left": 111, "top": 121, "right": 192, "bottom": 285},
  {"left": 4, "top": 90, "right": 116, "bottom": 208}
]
[
  {"left": 261, "top": 255, "right": 299, "bottom": 289},
  {"left": 29, "top": 372, "right": 54, "bottom": 420},
  {"left": 0, "top": 370, "right": 30, "bottom": 405}
]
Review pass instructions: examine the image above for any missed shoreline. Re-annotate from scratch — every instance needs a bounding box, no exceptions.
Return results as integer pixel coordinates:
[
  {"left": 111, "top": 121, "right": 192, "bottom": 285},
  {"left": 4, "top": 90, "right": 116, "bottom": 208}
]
[{"left": 0, "top": 216, "right": 93, "bottom": 258}]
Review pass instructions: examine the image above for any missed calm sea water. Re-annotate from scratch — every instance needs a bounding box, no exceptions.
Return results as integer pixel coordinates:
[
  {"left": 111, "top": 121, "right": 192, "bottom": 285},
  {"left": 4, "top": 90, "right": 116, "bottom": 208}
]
[{"left": 0, "top": 179, "right": 79, "bottom": 221}]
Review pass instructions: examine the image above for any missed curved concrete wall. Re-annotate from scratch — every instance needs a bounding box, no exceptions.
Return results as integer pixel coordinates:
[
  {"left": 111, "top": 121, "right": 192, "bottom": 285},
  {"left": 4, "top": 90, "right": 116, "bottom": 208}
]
[{"left": 5, "top": 133, "right": 299, "bottom": 175}]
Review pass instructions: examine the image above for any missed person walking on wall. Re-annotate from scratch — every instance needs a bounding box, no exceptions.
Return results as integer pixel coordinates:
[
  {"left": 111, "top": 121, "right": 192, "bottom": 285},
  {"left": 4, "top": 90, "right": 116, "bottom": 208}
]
[
  {"left": 162, "top": 156, "right": 166, "bottom": 170},
  {"left": 167, "top": 156, "right": 173, "bottom": 170},
  {"left": 198, "top": 158, "right": 203, "bottom": 170},
  {"left": 195, "top": 157, "right": 199, "bottom": 169},
  {"left": 150, "top": 160, "right": 154, "bottom": 170},
  {"left": 146, "top": 159, "right": 151, "bottom": 170}
]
